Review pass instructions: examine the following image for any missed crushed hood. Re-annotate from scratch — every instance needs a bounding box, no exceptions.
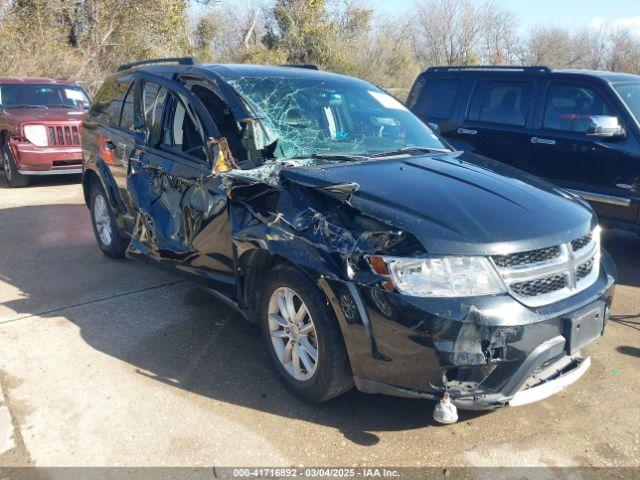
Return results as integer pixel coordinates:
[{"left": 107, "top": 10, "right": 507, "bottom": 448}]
[{"left": 280, "top": 151, "right": 596, "bottom": 256}]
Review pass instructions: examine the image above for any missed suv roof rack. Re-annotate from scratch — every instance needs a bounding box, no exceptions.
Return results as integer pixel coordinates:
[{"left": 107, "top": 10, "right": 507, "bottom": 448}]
[
  {"left": 279, "top": 64, "right": 320, "bottom": 71},
  {"left": 427, "top": 65, "right": 551, "bottom": 73},
  {"left": 116, "top": 57, "right": 199, "bottom": 72}
]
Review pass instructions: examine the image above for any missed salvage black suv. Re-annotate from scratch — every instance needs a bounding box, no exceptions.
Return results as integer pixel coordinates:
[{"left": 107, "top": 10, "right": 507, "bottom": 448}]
[{"left": 82, "top": 58, "right": 616, "bottom": 413}]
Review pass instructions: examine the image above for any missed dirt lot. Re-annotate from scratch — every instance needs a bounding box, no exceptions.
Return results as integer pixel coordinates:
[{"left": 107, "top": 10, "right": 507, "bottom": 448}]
[{"left": 0, "top": 175, "right": 639, "bottom": 468}]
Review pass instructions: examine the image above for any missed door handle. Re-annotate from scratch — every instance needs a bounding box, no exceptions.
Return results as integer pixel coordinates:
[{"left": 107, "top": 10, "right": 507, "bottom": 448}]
[
  {"left": 531, "top": 137, "right": 556, "bottom": 145},
  {"left": 457, "top": 128, "right": 477, "bottom": 135}
]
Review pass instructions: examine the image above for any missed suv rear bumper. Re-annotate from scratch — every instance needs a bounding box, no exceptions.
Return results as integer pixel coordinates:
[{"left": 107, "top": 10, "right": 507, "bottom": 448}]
[{"left": 12, "top": 141, "right": 83, "bottom": 175}]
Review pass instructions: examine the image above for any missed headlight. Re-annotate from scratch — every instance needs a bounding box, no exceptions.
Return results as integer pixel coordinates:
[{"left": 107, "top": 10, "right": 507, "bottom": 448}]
[
  {"left": 23, "top": 124, "right": 48, "bottom": 147},
  {"left": 367, "top": 255, "right": 506, "bottom": 297}
]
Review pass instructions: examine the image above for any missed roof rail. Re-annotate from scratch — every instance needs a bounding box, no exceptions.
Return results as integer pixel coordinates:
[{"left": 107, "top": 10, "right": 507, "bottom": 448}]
[
  {"left": 279, "top": 64, "right": 320, "bottom": 71},
  {"left": 116, "top": 57, "right": 199, "bottom": 72},
  {"left": 426, "top": 65, "right": 551, "bottom": 73}
]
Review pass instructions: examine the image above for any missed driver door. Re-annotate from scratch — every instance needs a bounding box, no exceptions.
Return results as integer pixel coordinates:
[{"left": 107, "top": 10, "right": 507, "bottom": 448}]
[
  {"left": 127, "top": 73, "right": 236, "bottom": 297},
  {"left": 529, "top": 81, "right": 640, "bottom": 224}
]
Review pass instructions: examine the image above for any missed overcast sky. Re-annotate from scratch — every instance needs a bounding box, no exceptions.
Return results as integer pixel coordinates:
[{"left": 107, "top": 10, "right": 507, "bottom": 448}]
[{"left": 369, "top": 0, "right": 640, "bottom": 33}]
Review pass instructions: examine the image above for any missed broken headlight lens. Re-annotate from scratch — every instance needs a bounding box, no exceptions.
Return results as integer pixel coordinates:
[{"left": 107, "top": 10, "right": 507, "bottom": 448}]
[
  {"left": 24, "top": 124, "right": 48, "bottom": 147},
  {"left": 367, "top": 255, "right": 506, "bottom": 297}
]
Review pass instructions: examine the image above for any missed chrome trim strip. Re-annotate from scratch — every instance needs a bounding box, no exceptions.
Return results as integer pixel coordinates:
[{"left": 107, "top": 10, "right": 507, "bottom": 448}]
[
  {"left": 566, "top": 188, "right": 631, "bottom": 207},
  {"left": 18, "top": 168, "right": 83, "bottom": 176},
  {"left": 492, "top": 230, "right": 600, "bottom": 308},
  {"left": 509, "top": 356, "right": 591, "bottom": 407}
]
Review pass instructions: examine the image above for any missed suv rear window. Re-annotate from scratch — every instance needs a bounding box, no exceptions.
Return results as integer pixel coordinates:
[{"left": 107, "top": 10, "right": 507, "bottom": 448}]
[
  {"left": 543, "top": 84, "right": 613, "bottom": 132},
  {"left": 91, "top": 76, "right": 131, "bottom": 126},
  {"left": 479, "top": 81, "right": 532, "bottom": 126},
  {"left": 413, "top": 79, "right": 461, "bottom": 119}
]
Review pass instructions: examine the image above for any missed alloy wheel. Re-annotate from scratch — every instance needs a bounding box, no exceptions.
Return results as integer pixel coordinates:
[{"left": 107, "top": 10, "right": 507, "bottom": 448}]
[
  {"left": 3, "top": 150, "right": 12, "bottom": 181},
  {"left": 268, "top": 287, "right": 319, "bottom": 381},
  {"left": 93, "top": 194, "right": 112, "bottom": 247}
]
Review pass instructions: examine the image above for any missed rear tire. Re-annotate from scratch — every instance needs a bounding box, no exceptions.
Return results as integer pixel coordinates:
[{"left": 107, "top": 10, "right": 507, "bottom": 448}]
[
  {"left": 2, "top": 144, "right": 28, "bottom": 188},
  {"left": 89, "top": 182, "right": 128, "bottom": 258},
  {"left": 260, "top": 263, "right": 353, "bottom": 402}
]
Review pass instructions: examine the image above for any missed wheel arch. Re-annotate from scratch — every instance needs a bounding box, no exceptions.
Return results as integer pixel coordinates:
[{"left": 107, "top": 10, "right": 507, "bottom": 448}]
[
  {"left": 82, "top": 159, "right": 124, "bottom": 215},
  {"left": 236, "top": 245, "right": 362, "bottom": 375}
]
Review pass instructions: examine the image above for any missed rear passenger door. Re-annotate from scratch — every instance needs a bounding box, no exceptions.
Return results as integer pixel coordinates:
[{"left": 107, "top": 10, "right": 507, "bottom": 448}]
[
  {"left": 463, "top": 79, "right": 538, "bottom": 171},
  {"left": 84, "top": 74, "right": 139, "bottom": 225},
  {"left": 528, "top": 81, "right": 639, "bottom": 223}
]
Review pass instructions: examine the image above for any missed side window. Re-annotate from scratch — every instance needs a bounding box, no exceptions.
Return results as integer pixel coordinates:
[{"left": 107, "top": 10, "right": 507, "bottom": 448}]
[
  {"left": 414, "top": 79, "right": 461, "bottom": 119},
  {"left": 479, "top": 81, "right": 532, "bottom": 126},
  {"left": 143, "top": 82, "right": 161, "bottom": 128},
  {"left": 162, "top": 93, "right": 206, "bottom": 162},
  {"left": 90, "top": 76, "right": 131, "bottom": 126},
  {"left": 119, "top": 84, "right": 135, "bottom": 130},
  {"left": 543, "top": 84, "right": 614, "bottom": 133},
  {"left": 142, "top": 82, "right": 168, "bottom": 148}
]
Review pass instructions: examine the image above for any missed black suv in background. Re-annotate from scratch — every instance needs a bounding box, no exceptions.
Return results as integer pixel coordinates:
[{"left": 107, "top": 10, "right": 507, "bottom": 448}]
[
  {"left": 407, "top": 66, "right": 640, "bottom": 234},
  {"left": 82, "top": 58, "right": 615, "bottom": 415}
]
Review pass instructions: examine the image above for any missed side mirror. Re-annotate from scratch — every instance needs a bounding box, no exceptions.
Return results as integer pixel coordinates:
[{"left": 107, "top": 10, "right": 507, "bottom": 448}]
[
  {"left": 586, "top": 115, "right": 624, "bottom": 138},
  {"left": 209, "top": 137, "right": 236, "bottom": 173},
  {"left": 427, "top": 122, "right": 439, "bottom": 132}
]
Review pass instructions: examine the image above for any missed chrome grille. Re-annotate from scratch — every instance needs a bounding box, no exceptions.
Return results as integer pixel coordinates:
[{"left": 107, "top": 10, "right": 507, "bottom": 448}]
[
  {"left": 492, "top": 245, "right": 560, "bottom": 268},
  {"left": 47, "top": 125, "right": 81, "bottom": 146},
  {"left": 576, "top": 258, "right": 594, "bottom": 279},
  {"left": 511, "top": 274, "right": 567, "bottom": 297},
  {"left": 571, "top": 233, "right": 592, "bottom": 252},
  {"left": 491, "top": 229, "right": 600, "bottom": 307}
]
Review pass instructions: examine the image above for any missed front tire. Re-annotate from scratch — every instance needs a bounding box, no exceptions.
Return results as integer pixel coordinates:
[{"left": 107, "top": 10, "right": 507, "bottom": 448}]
[
  {"left": 89, "top": 182, "right": 128, "bottom": 258},
  {"left": 2, "top": 144, "right": 28, "bottom": 188},
  {"left": 260, "top": 264, "right": 353, "bottom": 402}
]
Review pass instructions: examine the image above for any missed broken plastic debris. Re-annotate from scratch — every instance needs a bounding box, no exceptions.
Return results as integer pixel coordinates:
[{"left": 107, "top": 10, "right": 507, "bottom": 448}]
[{"left": 433, "top": 392, "right": 458, "bottom": 425}]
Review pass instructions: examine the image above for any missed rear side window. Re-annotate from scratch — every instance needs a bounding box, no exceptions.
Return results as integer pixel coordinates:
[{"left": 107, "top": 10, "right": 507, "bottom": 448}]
[
  {"left": 119, "top": 85, "right": 135, "bottom": 130},
  {"left": 543, "top": 84, "right": 613, "bottom": 133},
  {"left": 142, "top": 82, "right": 168, "bottom": 148},
  {"left": 90, "top": 76, "right": 131, "bottom": 126},
  {"left": 413, "top": 79, "right": 461, "bottom": 119},
  {"left": 479, "top": 81, "right": 532, "bottom": 126}
]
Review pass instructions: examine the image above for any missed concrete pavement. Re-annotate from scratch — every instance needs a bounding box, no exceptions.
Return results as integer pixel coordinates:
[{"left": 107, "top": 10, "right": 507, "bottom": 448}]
[{"left": 0, "top": 175, "right": 639, "bottom": 468}]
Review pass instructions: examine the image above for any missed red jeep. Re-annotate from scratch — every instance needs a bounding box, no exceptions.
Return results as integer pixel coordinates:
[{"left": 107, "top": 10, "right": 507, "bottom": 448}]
[{"left": 0, "top": 78, "right": 90, "bottom": 187}]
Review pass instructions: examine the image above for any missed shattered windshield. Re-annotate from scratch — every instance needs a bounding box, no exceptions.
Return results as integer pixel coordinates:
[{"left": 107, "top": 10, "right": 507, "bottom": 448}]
[{"left": 228, "top": 76, "right": 448, "bottom": 159}]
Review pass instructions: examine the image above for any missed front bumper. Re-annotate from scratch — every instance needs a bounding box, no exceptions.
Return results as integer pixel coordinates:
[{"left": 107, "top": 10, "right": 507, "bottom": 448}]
[
  {"left": 11, "top": 141, "right": 83, "bottom": 175},
  {"left": 325, "top": 252, "right": 616, "bottom": 410}
]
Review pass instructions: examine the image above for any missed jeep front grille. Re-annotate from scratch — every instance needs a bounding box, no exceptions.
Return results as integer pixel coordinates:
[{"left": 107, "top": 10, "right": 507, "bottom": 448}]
[
  {"left": 47, "top": 125, "right": 81, "bottom": 146},
  {"left": 491, "top": 228, "right": 600, "bottom": 307}
]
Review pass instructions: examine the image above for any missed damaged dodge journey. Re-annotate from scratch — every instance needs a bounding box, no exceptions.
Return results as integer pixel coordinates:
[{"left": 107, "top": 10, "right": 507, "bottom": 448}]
[{"left": 82, "top": 58, "right": 616, "bottom": 421}]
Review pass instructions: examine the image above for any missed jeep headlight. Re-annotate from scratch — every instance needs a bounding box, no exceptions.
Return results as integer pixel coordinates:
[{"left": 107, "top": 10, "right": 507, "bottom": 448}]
[
  {"left": 367, "top": 255, "right": 506, "bottom": 297},
  {"left": 24, "top": 124, "right": 48, "bottom": 147}
]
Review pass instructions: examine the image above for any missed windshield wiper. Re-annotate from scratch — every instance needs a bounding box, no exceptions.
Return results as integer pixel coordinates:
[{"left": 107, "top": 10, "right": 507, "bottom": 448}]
[
  {"left": 288, "top": 153, "right": 370, "bottom": 162},
  {"left": 368, "top": 146, "right": 450, "bottom": 158},
  {"left": 4, "top": 104, "right": 47, "bottom": 109},
  {"left": 47, "top": 104, "right": 77, "bottom": 109}
]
